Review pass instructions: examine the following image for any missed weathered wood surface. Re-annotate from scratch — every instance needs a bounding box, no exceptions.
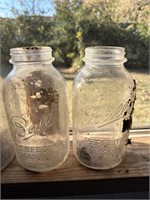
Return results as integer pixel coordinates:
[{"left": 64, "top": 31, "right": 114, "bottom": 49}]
[{"left": 1, "top": 136, "right": 150, "bottom": 184}]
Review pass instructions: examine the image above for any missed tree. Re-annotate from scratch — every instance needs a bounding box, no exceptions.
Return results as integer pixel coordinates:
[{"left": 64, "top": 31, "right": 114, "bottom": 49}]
[
  {"left": 1, "top": 0, "right": 149, "bottom": 75},
  {"left": 0, "top": 0, "right": 55, "bottom": 77}
]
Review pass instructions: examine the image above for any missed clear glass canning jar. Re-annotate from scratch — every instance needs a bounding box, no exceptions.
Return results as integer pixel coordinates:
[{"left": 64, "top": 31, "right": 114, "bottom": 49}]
[
  {"left": 73, "top": 46, "right": 136, "bottom": 169},
  {"left": 3, "top": 46, "right": 70, "bottom": 172},
  {"left": 0, "top": 76, "right": 15, "bottom": 171}
]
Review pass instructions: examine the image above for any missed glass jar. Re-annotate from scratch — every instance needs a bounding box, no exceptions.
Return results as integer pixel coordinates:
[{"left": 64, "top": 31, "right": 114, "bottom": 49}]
[
  {"left": 3, "top": 46, "right": 70, "bottom": 172},
  {"left": 0, "top": 76, "right": 15, "bottom": 171},
  {"left": 73, "top": 46, "right": 136, "bottom": 169}
]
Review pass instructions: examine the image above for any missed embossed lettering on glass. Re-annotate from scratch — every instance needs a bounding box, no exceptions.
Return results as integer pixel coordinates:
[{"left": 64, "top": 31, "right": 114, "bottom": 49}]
[
  {"left": 3, "top": 46, "right": 70, "bottom": 172},
  {"left": 73, "top": 46, "right": 136, "bottom": 169}
]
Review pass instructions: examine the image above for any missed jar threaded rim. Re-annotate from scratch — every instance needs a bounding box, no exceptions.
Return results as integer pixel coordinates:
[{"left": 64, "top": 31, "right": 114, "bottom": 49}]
[{"left": 83, "top": 46, "right": 127, "bottom": 64}]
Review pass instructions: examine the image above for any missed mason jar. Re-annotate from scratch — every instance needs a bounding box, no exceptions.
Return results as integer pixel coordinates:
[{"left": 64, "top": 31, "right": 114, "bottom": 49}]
[
  {"left": 0, "top": 76, "right": 15, "bottom": 171},
  {"left": 73, "top": 46, "right": 136, "bottom": 169},
  {"left": 3, "top": 46, "right": 70, "bottom": 172}
]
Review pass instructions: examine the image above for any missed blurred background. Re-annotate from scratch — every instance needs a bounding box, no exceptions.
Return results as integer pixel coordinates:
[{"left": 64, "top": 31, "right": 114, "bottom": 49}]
[{"left": 0, "top": 0, "right": 149, "bottom": 128}]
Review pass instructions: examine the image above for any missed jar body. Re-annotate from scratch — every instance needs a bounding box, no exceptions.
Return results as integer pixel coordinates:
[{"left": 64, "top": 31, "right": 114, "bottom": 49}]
[
  {"left": 0, "top": 77, "right": 15, "bottom": 171},
  {"left": 73, "top": 47, "right": 136, "bottom": 169},
  {"left": 3, "top": 47, "right": 70, "bottom": 172}
]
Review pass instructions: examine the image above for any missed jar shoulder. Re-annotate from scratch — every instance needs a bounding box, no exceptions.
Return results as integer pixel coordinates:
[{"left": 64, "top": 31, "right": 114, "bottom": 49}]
[
  {"left": 73, "top": 65, "right": 134, "bottom": 89},
  {"left": 4, "top": 65, "right": 66, "bottom": 89}
]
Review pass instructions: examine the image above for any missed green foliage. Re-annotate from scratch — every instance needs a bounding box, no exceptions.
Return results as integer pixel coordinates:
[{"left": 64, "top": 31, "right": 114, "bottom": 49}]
[
  {"left": 50, "top": 1, "right": 77, "bottom": 68},
  {"left": 1, "top": 15, "right": 54, "bottom": 76},
  {"left": 0, "top": 0, "right": 149, "bottom": 76}
]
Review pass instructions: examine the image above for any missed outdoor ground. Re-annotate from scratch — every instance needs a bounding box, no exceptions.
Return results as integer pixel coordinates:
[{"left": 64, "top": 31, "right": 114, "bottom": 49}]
[{"left": 60, "top": 69, "right": 150, "bottom": 128}]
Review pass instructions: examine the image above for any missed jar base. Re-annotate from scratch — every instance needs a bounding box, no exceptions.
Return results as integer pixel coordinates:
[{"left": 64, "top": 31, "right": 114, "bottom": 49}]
[
  {"left": 16, "top": 149, "right": 69, "bottom": 172},
  {"left": 74, "top": 154, "right": 124, "bottom": 170}
]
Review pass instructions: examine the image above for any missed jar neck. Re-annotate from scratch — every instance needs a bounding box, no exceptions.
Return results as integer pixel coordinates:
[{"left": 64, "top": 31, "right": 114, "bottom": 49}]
[
  {"left": 83, "top": 46, "right": 127, "bottom": 66},
  {"left": 9, "top": 46, "right": 54, "bottom": 65}
]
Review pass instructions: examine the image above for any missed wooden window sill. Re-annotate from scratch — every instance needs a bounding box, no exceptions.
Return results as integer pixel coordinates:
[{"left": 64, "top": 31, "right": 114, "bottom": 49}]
[{"left": 1, "top": 133, "right": 150, "bottom": 198}]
